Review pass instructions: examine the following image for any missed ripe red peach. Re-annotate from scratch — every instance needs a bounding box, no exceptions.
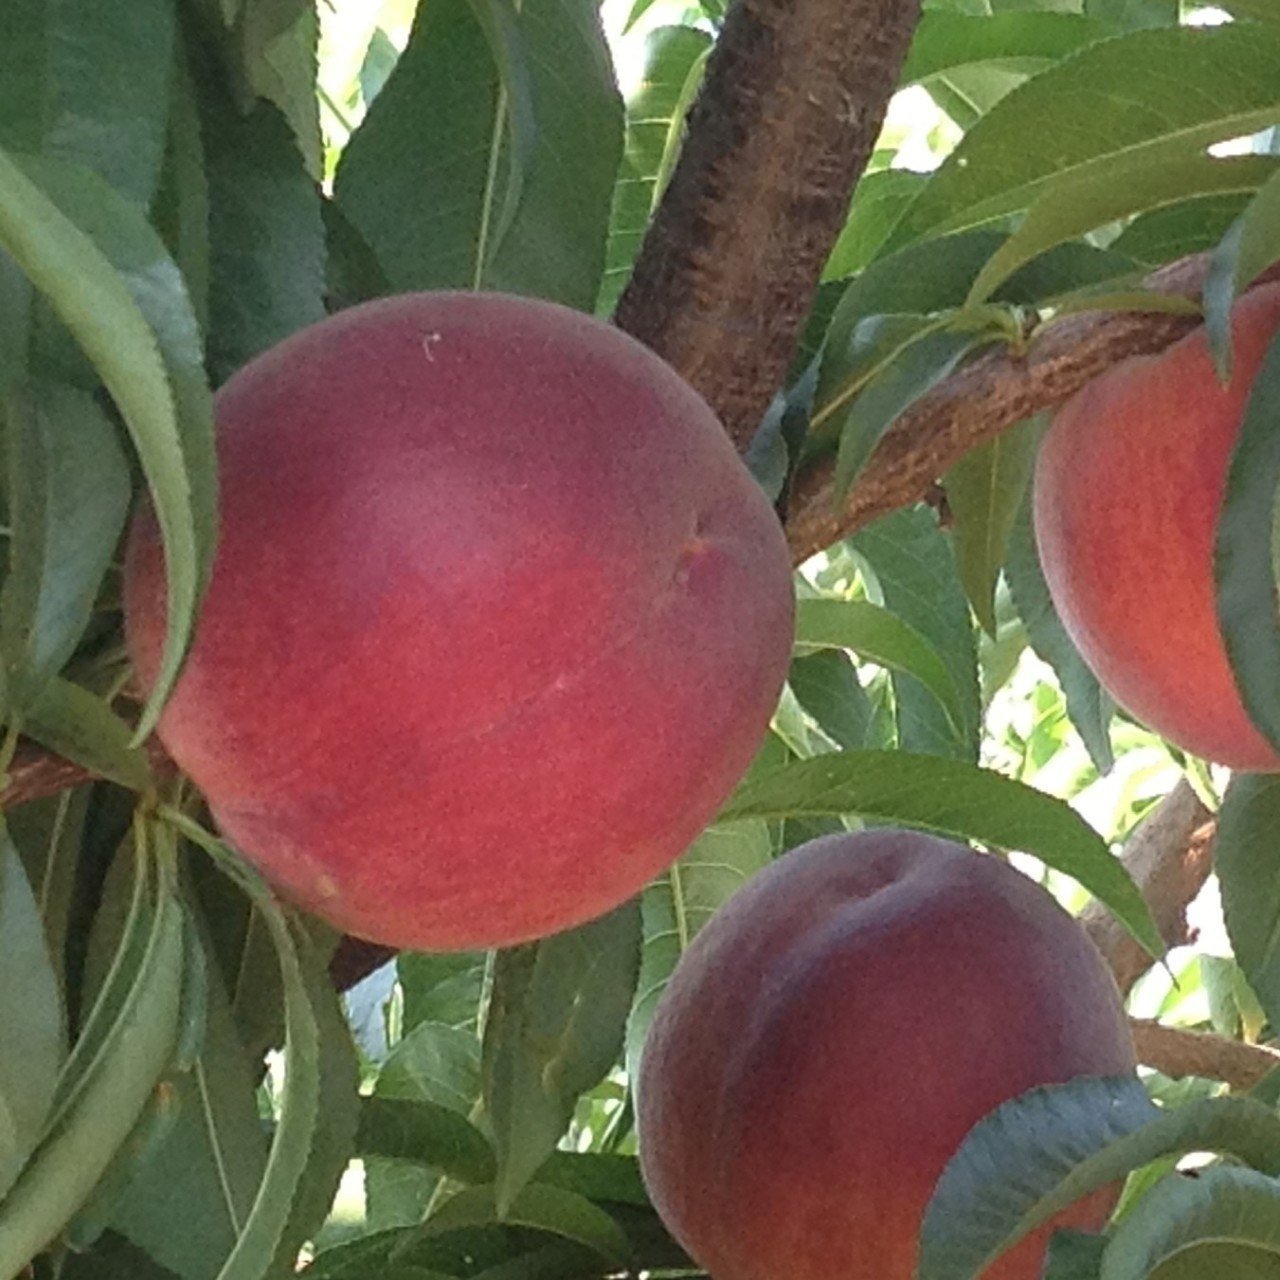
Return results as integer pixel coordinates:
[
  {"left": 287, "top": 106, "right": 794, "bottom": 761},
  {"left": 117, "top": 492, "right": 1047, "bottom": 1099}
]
[
  {"left": 1034, "top": 282, "right": 1280, "bottom": 771},
  {"left": 637, "top": 829, "right": 1135, "bottom": 1280},
  {"left": 124, "top": 292, "right": 794, "bottom": 950}
]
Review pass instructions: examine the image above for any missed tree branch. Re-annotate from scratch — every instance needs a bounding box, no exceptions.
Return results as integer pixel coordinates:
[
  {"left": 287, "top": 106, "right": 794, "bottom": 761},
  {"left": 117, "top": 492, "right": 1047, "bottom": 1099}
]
[
  {"left": 1130, "top": 1019, "right": 1280, "bottom": 1092},
  {"left": 783, "top": 254, "right": 1240, "bottom": 561},
  {"left": 1082, "top": 780, "right": 1216, "bottom": 997},
  {"left": 614, "top": 0, "right": 923, "bottom": 450}
]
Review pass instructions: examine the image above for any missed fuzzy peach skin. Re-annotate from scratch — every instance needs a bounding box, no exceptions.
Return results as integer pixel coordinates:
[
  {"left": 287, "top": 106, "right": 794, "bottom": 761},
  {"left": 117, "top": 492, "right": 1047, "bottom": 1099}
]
[
  {"left": 1034, "top": 281, "right": 1280, "bottom": 772},
  {"left": 637, "top": 830, "right": 1136, "bottom": 1280},
  {"left": 124, "top": 292, "right": 794, "bottom": 950}
]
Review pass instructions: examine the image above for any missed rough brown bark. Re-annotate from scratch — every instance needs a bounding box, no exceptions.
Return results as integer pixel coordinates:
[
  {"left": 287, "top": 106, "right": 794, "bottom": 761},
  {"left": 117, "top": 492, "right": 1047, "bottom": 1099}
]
[
  {"left": 1082, "top": 780, "right": 1217, "bottom": 997},
  {"left": 783, "top": 254, "right": 1254, "bottom": 562},
  {"left": 613, "top": 0, "right": 923, "bottom": 451},
  {"left": 1130, "top": 1019, "right": 1280, "bottom": 1092}
]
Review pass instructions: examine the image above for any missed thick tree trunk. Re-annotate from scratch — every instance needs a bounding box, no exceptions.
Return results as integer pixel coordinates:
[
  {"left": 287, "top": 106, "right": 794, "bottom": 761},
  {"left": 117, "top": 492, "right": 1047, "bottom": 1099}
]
[{"left": 614, "top": 0, "right": 923, "bottom": 451}]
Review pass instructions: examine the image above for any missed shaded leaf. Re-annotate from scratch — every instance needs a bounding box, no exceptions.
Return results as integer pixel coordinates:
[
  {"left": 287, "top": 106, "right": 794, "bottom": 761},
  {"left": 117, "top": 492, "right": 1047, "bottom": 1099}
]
[
  {"left": 1005, "top": 485, "right": 1115, "bottom": 773},
  {"left": 1215, "top": 328, "right": 1280, "bottom": 753},
  {"left": 44, "top": 0, "right": 177, "bottom": 205},
  {"left": 823, "top": 170, "right": 928, "bottom": 283},
  {"left": 365, "top": 1020, "right": 482, "bottom": 1230},
  {"left": 483, "top": 902, "right": 640, "bottom": 1213},
  {"left": 788, "top": 650, "right": 873, "bottom": 751},
  {"left": 944, "top": 419, "right": 1038, "bottom": 635},
  {"left": 357, "top": 1096, "right": 495, "bottom": 1185},
  {"left": 0, "top": 149, "right": 216, "bottom": 739},
  {"left": 852, "top": 507, "right": 983, "bottom": 761},
  {"left": 723, "top": 750, "right": 1160, "bottom": 954},
  {"left": 425, "top": 1184, "right": 630, "bottom": 1267},
  {"left": 1111, "top": 192, "right": 1252, "bottom": 266},
  {"left": 398, "top": 952, "right": 486, "bottom": 1034},
  {"left": 920, "top": 1078, "right": 1280, "bottom": 1280},
  {"left": 0, "top": 827, "right": 64, "bottom": 1200},
  {"left": 794, "top": 597, "right": 965, "bottom": 732},
  {"left": 195, "top": 81, "right": 326, "bottom": 384},
  {"left": 599, "top": 25, "right": 710, "bottom": 313},
  {"left": 627, "top": 821, "right": 772, "bottom": 1085},
  {"left": 23, "top": 679, "right": 152, "bottom": 794},
  {"left": 1217, "top": 774, "right": 1280, "bottom": 1037},
  {"left": 336, "top": 0, "right": 623, "bottom": 309},
  {"left": 111, "top": 932, "right": 269, "bottom": 1280},
  {"left": 0, "top": 378, "right": 131, "bottom": 712}
]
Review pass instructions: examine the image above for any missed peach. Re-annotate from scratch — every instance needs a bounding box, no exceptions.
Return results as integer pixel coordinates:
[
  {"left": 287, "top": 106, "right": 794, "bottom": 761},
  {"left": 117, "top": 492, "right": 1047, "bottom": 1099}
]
[
  {"left": 1034, "top": 282, "right": 1280, "bottom": 771},
  {"left": 637, "top": 830, "right": 1135, "bottom": 1280},
  {"left": 124, "top": 292, "right": 794, "bottom": 950}
]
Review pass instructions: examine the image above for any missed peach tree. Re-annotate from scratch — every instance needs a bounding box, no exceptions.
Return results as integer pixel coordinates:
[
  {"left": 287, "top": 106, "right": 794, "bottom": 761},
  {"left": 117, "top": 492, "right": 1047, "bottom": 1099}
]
[{"left": 1, "top": 1, "right": 1280, "bottom": 1278}]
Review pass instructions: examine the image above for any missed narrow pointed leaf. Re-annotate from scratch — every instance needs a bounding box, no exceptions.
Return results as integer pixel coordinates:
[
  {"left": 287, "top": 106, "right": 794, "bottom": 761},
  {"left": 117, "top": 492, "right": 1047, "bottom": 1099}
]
[
  {"left": 722, "top": 751, "right": 1160, "bottom": 955},
  {"left": 0, "top": 379, "right": 131, "bottom": 711},
  {"left": 0, "top": 149, "right": 216, "bottom": 739},
  {"left": 483, "top": 901, "right": 641, "bottom": 1213}
]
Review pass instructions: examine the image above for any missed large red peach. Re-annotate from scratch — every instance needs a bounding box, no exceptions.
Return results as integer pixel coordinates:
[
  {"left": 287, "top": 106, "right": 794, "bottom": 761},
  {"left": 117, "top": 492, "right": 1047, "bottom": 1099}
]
[
  {"left": 637, "top": 829, "right": 1135, "bottom": 1280},
  {"left": 124, "top": 292, "right": 794, "bottom": 950},
  {"left": 1034, "top": 282, "right": 1280, "bottom": 772}
]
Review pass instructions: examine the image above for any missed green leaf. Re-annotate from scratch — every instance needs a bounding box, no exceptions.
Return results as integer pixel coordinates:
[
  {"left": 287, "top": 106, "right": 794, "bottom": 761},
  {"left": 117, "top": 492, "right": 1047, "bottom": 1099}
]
[
  {"left": 356, "top": 1096, "right": 495, "bottom": 1185},
  {"left": 788, "top": 650, "right": 873, "bottom": 751},
  {"left": 1215, "top": 328, "right": 1280, "bottom": 754},
  {"left": 833, "top": 327, "right": 984, "bottom": 499},
  {"left": 627, "top": 820, "right": 772, "bottom": 1084},
  {"left": 1111, "top": 192, "right": 1252, "bottom": 265},
  {"left": 1219, "top": 1, "right": 1280, "bottom": 23},
  {"left": 0, "top": 0, "right": 44, "bottom": 154},
  {"left": 853, "top": 507, "right": 983, "bottom": 761},
  {"left": 886, "top": 24, "right": 1280, "bottom": 252},
  {"left": 398, "top": 953, "right": 486, "bottom": 1033},
  {"left": 483, "top": 902, "right": 641, "bottom": 1213},
  {"left": 0, "top": 149, "right": 216, "bottom": 740},
  {"left": 944, "top": 419, "right": 1039, "bottom": 636},
  {"left": 111, "top": 932, "right": 269, "bottom": 1280},
  {"left": 902, "top": 13, "right": 1109, "bottom": 85},
  {"left": 823, "top": 170, "right": 928, "bottom": 282},
  {"left": 599, "top": 25, "right": 710, "bottom": 313},
  {"left": 45, "top": 0, "right": 176, "bottom": 205},
  {"left": 336, "top": 0, "right": 623, "bottom": 309},
  {"left": 209, "top": 896, "right": 323, "bottom": 1280},
  {"left": 535, "top": 1152, "right": 649, "bottom": 1207},
  {"left": 794, "top": 598, "right": 965, "bottom": 732},
  {"left": 1215, "top": 166, "right": 1280, "bottom": 308},
  {"left": 365, "top": 1020, "right": 482, "bottom": 1230},
  {"left": 153, "top": 47, "right": 212, "bottom": 335},
  {"left": 919, "top": 1078, "right": 1280, "bottom": 1280},
  {"left": 424, "top": 1184, "right": 630, "bottom": 1267},
  {"left": 237, "top": 0, "right": 323, "bottom": 181},
  {"left": 1005, "top": 486, "right": 1115, "bottom": 774},
  {"left": 1217, "top": 775, "right": 1280, "bottom": 1037},
  {"left": 722, "top": 751, "right": 1160, "bottom": 955},
  {"left": 1101, "top": 1166, "right": 1280, "bottom": 1280},
  {"left": 0, "top": 827, "right": 64, "bottom": 1200},
  {"left": 267, "top": 929, "right": 360, "bottom": 1277},
  {"left": 0, "top": 855, "right": 184, "bottom": 1279},
  {"left": 22, "top": 679, "right": 152, "bottom": 794},
  {"left": 969, "top": 154, "right": 1279, "bottom": 305},
  {"left": 195, "top": 83, "right": 326, "bottom": 384},
  {"left": 0, "top": 378, "right": 131, "bottom": 712},
  {"left": 1043, "top": 1230, "right": 1107, "bottom": 1280}
]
